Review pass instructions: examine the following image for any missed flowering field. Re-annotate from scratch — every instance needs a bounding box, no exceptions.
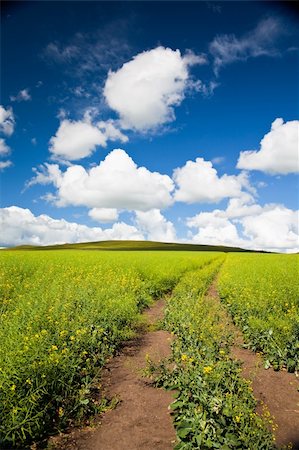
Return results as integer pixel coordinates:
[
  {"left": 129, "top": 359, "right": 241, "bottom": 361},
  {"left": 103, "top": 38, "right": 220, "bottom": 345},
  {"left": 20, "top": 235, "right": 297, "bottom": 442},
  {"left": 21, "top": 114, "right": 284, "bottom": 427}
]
[
  {"left": 218, "top": 254, "right": 299, "bottom": 371},
  {"left": 153, "top": 256, "right": 275, "bottom": 450},
  {"left": 0, "top": 250, "right": 217, "bottom": 447},
  {"left": 0, "top": 249, "right": 298, "bottom": 448}
]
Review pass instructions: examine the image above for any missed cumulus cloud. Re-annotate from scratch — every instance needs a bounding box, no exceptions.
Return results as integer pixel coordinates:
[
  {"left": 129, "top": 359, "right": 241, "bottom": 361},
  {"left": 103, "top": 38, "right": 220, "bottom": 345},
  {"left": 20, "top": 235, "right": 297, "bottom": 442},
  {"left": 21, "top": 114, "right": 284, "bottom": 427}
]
[
  {"left": 10, "top": 88, "right": 31, "bottom": 102},
  {"left": 241, "top": 205, "right": 298, "bottom": 251},
  {"left": 0, "top": 161, "right": 12, "bottom": 171},
  {"left": 88, "top": 207, "right": 119, "bottom": 223},
  {"left": 187, "top": 196, "right": 299, "bottom": 252},
  {"left": 210, "top": 17, "right": 282, "bottom": 75},
  {"left": 237, "top": 118, "right": 299, "bottom": 174},
  {"left": 49, "top": 119, "right": 106, "bottom": 160},
  {"left": 0, "top": 206, "right": 143, "bottom": 247},
  {"left": 0, "top": 139, "right": 11, "bottom": 156},
  {"left": 173, "top": 157, "right": 252, "bottom": 203},
  {"left": 0, "top": 105, "right": 15, "bottom": 136},
  {"left": 135, "top": 209, "right": 176, "bottom": 242},
  {"left": 188, "top": 214, "right": 241, "bottom": 248},
  {"left": 104, "top": 46, "right": 206, "bottom": 131},
  {"left": 49, "top": 117, "right": 127, "bottom": 161},
  {"left": 97, "top": 120, "right": 128, "bottom": 143},
  {"left": 28, "top": 149, "right": 174, "bottom": 211}
]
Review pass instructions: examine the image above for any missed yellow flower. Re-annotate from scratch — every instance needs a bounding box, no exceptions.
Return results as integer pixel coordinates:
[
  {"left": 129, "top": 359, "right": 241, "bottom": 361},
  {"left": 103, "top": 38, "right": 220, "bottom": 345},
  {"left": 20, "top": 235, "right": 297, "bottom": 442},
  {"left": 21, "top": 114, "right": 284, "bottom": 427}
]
[
  {"left": 58, "top": 406, "right": 64, "bottom": 417},
  {"left": 51, "top": 345, "right": 58, "bottom": 351},
  {"left": 203, "top": 366, "right": 213, "bottom": 374},
  {"left": 25, "top": 378, "right": 32, "bottom": 385},
  {"left": 181, "top": 354, "right": 188, "bottom": 362},
  {"left": 10, "top": 384, "right": 16, "bottom": 391},
  {"left": 235, "top": 415, "right": 241, "bottom": 423},
  {"left": 219, "top": 350, "right": 225, "bottom": 355}
]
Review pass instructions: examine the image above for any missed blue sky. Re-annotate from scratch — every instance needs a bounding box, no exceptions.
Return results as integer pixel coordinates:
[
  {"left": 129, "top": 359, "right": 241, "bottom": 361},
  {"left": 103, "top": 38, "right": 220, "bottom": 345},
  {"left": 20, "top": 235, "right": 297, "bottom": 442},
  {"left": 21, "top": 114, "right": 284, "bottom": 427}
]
[{"left": 1, "top": 1, "right": 298, "bottom": 251}]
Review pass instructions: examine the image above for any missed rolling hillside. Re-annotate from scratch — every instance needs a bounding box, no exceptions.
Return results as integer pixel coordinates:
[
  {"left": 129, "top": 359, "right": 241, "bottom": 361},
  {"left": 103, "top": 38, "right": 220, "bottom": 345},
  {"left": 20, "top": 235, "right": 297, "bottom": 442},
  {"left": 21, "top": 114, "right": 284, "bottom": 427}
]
[{"left": 8, "top": 240, "right": 259, "bottom": 252}]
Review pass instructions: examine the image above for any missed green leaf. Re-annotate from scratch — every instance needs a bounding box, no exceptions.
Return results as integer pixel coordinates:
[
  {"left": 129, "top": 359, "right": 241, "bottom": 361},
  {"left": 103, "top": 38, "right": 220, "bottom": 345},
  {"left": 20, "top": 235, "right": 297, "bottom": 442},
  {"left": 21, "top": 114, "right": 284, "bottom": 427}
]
[
  {"left": 177, "top": 427, "right": 191, "bottom": 439},
  {"left": 170, "top": 400, "right": 184, "bottom": 410}
]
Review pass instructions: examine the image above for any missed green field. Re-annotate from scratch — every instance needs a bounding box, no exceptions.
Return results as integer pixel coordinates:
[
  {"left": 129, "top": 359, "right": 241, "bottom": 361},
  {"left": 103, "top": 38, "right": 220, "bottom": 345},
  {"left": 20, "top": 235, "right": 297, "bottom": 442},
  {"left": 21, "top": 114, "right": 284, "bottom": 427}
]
[
  {"left": 218, "top": 254, "right": 299, "bottom": 371},
  {"left": 10, "top": 239, "right": 257, "bottom": 252},
  {"left": 0, "top": 247, "right": 298, "bottom": 448}
]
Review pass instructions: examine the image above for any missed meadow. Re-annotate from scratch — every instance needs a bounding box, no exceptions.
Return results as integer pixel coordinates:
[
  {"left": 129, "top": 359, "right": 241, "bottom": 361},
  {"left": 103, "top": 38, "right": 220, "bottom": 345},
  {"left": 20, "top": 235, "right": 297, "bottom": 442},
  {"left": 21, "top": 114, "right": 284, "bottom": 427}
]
[
  {"left": 153, "top": 256, "right": 275, "bottom": 449},
  {"left": 218, "top": 254, "right": 299, "bottom": 372},
  {"left": 0, "top": 247, "right": 298, "bottom": 448},
  {"left": 0, "top": 250, "right": 217, "bottom": 447}
]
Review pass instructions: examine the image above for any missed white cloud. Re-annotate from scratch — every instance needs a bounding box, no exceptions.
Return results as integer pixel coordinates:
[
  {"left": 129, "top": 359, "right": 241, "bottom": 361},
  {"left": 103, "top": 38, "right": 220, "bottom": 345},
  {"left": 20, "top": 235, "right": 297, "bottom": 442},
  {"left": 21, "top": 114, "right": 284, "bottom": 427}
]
[
  {"left": 210, "top": 17, "right": 282, "bottom": 75},
  {"left": 188, "top": 214, "right": 241, "bottom": 248},
  {"left": 0, "top": 105, "right": 15, "bottom": 136},
  {"left": 0, "top": 206, "right": 143, "bottom": 247},
  {"left": 49, "top": 119, "right": 106, "bottom": 160},
  {"left": 237, "top": 118, "right": 299, "bottom": 174},
  {"left": 173, "top": 157, "right": 252, "bottom": 203},
  {"left": 104, "top": 46, "right": 205, "bottom": 131},
  {"left": 135, "top": 209, "right": 176, "bottom": 242},
  {"left": 97, "top": 120, "right": 128, "bottom": 143},
  {"left": 0, "top": 138, "right": 11, "bottom": 156},
  {"left": 10, "top": 88, "right": 31, "bottom": 102},
  {"left": 29, "top": 149, "right": 174, "bottom": 211},
  {"left": 241, "top": 205, "right": 298, "bottom": 251},
  {"left": 88, "top": 207, "right": 119, "bottom": 223},
  {"left": 187, "top": 196, "right": 299, "bottom": 252},
  {"left": 0, "top": 160, "right": 12, "bottom": 171},
  {"left": 49, "top": 117, "right": 127, "bottom": 161}
]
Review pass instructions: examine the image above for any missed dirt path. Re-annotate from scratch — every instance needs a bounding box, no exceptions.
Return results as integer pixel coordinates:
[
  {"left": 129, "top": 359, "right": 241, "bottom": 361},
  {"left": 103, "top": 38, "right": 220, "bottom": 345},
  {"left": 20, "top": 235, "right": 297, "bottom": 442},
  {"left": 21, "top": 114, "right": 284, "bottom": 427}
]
[
  {"left": 207, "top": 281, "right": 299, "bottom": 449},
  {"left": 48, "top": 298, "right": 176, "bottom": 450}
]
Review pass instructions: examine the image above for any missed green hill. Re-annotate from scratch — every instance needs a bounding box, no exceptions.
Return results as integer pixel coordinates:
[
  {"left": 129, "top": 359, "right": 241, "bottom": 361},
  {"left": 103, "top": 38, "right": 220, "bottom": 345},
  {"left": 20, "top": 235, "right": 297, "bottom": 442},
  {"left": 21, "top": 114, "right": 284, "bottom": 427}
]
[{"left": 8, "top": 240, "right": 260, "bottom": 252}]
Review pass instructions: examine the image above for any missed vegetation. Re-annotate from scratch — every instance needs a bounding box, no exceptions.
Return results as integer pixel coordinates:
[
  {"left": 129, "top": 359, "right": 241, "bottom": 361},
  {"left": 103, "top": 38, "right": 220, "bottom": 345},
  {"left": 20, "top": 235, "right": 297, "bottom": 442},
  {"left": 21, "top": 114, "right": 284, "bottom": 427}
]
[
  {"left": 8, "top": 239, "right": 256, "bottom": 253},
  {"left": 1, "top": 248, "right": 297, "bottom": 448},
  {"left": 0, "top": 250, "right": 217, "bottom": 447},
  {"left": 152, "top": 256, "right": 275, "bottom": 450},
  {"left": 218, "top": 254, "right": 299, "bottom": 371}
]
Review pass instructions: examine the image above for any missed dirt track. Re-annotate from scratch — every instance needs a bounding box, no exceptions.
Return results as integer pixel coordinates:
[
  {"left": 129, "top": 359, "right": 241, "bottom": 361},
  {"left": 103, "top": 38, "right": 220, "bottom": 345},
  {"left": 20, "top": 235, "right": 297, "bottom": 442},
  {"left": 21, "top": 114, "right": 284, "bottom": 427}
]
[
  {"left": 48, "top": 298, "right": 176, "bottom": 450},
  {"left": 49, "top": 281, "right": 299, "bottom": 450}
]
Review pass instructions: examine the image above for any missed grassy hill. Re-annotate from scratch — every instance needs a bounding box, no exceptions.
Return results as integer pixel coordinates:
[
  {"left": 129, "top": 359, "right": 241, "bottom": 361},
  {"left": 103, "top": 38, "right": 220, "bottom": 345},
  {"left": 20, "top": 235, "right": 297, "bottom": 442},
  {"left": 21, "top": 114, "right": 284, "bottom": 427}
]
[{"left": 8, "top": 240, "right": 259, "bottom": 252}]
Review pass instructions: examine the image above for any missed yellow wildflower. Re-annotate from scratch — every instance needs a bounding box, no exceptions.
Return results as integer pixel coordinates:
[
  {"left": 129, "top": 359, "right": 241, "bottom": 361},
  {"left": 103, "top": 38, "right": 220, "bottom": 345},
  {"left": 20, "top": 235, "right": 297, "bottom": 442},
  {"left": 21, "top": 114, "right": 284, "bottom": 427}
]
[{"left": 203, "top": 366, "right": 213, "bottom": 374}]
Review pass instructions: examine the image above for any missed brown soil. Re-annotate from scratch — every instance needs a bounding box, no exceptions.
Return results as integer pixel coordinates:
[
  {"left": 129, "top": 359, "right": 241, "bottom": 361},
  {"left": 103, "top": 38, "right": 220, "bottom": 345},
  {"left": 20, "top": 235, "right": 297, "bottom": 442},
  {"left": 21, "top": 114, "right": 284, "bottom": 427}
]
[
  {"left": 48, "top": 298, "right": 176, "bottom": 450},
  {"left": 207, "top": 281, "right": 299, "bottom": 449}
]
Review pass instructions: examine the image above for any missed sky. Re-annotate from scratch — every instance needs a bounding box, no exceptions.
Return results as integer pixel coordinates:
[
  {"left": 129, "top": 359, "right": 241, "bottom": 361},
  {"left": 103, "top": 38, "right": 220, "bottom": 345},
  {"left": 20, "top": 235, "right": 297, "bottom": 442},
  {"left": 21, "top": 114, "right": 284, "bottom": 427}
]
[{"left": 0, "top": 1, "right": 298, "bottom": 252}]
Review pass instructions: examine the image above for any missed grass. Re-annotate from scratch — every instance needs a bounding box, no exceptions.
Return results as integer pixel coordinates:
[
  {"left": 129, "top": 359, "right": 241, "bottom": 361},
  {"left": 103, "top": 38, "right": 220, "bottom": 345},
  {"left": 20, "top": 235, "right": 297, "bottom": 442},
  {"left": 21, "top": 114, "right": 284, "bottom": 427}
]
[
  {"left": 150, "top": 256, "right": 276, "bottom": 449},
  {"left": 0, "top": 250, "right": 219, "bottom": 447},
  {"left": 1, "top": 248, "right": 295, "bottom": 448},
  {"left": 218, "top": 254, "right": 299, "bottom": 371},
  {"left": 7, "top": 239, "right": 261, "bottom": 253}
]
